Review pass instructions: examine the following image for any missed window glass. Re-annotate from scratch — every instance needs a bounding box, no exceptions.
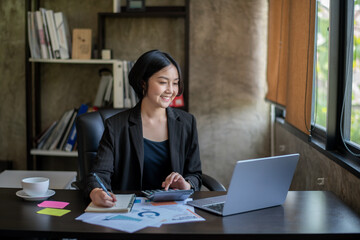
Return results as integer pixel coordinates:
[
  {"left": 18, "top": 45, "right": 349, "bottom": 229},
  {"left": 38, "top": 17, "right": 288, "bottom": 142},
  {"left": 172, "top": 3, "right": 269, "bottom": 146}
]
[
  {"left": 351, "top": 0, "right": 360, "bottom": 145},
  {"left": 314, "top": 0, "right": 330, "bottom": 129}
]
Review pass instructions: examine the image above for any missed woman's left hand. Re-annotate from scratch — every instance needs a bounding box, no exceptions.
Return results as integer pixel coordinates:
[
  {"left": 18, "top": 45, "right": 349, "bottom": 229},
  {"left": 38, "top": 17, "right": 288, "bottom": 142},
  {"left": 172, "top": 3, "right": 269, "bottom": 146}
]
[{"left": 162, "top": 172, "right": 191, "bottom": 190}]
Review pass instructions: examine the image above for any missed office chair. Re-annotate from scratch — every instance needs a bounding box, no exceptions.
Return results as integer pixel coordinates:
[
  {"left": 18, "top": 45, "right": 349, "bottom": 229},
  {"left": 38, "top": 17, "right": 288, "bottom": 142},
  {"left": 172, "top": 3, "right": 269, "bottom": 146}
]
[{"left": 73, "top": 108, "right": 226, "bottom": 192}]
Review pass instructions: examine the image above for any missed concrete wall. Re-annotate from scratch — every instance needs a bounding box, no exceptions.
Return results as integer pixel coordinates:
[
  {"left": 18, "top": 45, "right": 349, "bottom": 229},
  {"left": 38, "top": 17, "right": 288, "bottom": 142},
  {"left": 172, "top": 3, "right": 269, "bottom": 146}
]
[
  {"left": 275, "top": 121, "right": 360, "bottom": 215},
  {"left": 189, "top": 0, "right": 270, "bottom": 187},
  {"left": 0, "top": 0, "right": 27, "bottom": 170},
  {"left": 0, "top": 0, "right": 270, "bottom": 187}
]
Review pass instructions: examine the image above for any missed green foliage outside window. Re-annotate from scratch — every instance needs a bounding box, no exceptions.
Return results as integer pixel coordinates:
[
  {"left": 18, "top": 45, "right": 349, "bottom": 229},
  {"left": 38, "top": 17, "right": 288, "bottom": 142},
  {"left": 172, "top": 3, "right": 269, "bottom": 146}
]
[
  {"left": 351, "top": 0, "right": 360, "bottom": 145},
  {"left": 315, "top": 0, "right": 360, "bottom": 146},
  {"left": 315, "top": 0, "right": 329, "bottom": 129}
]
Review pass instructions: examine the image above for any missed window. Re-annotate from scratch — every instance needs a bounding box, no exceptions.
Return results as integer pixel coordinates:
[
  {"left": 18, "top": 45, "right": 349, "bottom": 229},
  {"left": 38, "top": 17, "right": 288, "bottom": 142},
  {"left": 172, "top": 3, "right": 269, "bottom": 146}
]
[
  {"left": 267, "top": 0, "right": 360, "bottom": 174},
  {"left": 314, "top": 0, "right": 330, "bottom": 130},
  {"left": 350, "top": 0, "right": 360, "bottom": 146},
  {"left": 311, "top": 0, "right": 360, "bottom": 164},
  {"left": 341, "top": 0, "right": 360, "bottom": 156},
  {"left": 266, "top": 0, "right": 360, "bottom": 173}
]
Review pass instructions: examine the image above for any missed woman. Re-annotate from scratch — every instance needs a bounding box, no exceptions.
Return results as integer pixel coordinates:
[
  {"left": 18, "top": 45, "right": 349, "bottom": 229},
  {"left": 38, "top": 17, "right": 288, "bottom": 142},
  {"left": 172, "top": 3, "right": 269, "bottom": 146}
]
[{"left": 86, "top": 50, "right": 202, "bottom": 207}]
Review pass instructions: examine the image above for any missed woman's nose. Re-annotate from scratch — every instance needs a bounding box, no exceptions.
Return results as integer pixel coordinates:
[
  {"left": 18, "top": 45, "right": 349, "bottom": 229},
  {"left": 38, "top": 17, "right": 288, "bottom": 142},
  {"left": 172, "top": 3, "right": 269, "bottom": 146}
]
[{"left": 166, "top": 83, "right": 173, "bottom": 92}]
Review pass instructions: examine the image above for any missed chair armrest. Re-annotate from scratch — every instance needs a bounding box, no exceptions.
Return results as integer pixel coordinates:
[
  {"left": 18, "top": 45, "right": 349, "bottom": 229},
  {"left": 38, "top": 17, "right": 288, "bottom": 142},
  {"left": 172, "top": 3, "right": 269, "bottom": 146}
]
[
  {"left": 202, "top": 174, "right": 226, "bottom": 191},
  {"left": 71, "top": 180, "right": 83, "bottom": 190}
]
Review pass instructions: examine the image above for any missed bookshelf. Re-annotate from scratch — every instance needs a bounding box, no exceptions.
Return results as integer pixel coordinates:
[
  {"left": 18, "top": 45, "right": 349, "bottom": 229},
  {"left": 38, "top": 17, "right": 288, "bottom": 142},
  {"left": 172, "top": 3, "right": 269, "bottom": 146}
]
[
  {"left": 25, "top": 1, "right": 190, "bottom": 170},
  {"left": 30, "top": 149, "right": 78, "bottom": 157},
  {"left": 97, "top": 5, "right": 190, "bottom": 111},
  {"left": 29, "top": 59, "right": 119, "bottom": 64},
  {"left": 26, "top": 59, "right": 122, "bottom": 169}
]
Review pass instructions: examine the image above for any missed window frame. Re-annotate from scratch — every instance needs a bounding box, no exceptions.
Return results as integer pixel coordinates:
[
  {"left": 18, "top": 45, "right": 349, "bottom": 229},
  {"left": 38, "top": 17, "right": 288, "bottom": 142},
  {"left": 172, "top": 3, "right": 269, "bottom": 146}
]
[{"left": 310, "top": 0, "right": 360, "bottom": 176}]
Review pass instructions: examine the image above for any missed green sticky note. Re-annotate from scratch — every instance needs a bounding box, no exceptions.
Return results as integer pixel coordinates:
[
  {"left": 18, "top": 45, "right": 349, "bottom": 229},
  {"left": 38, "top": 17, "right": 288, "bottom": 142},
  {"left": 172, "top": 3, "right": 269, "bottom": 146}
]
[{"left": 37, "top": 208, "right": 71, "bottom": 217}]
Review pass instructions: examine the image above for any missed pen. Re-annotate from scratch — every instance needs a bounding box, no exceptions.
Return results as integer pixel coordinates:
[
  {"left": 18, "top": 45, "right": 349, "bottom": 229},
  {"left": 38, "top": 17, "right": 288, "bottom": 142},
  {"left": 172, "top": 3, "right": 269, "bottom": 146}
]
[{"left": 92, "top": 173, "right": 112, "bottom": 198}]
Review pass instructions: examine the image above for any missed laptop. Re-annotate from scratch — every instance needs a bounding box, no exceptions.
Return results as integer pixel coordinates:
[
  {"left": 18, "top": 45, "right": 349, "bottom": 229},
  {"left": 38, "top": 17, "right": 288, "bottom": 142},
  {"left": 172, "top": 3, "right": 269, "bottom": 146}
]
[{"left": 187, "top": 153, "right": 299, "bottom": 216}]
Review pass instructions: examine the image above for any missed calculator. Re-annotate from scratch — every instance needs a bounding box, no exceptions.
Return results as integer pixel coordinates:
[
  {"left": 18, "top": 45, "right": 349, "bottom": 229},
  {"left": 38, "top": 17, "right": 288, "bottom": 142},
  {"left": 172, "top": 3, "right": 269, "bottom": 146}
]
[{"left": 141, "top": 189, "right": 194, "bottom": 202}]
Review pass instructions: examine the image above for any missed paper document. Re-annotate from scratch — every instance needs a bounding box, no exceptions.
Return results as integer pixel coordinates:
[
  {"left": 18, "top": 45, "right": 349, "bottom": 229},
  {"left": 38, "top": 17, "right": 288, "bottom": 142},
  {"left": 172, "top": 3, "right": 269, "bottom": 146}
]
[
  {"left": 76, "top": 197, "right": 205, "bottom": 233},
  {"left": 85, "top": 194, "right": 136, "bottom": 213}
]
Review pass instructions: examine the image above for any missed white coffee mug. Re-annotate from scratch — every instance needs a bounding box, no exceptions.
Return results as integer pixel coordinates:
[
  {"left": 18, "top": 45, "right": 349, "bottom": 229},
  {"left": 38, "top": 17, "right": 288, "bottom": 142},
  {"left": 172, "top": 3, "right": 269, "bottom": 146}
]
[{"left": 21, "top": 177, "right": 49, "bottom": 196}]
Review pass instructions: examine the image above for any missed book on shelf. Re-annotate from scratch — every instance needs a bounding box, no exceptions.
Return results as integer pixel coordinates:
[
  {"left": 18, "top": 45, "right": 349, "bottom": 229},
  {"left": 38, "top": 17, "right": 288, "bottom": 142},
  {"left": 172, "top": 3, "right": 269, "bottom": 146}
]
[
  {"left": 85, "top": 194, "right": 136, "bottom": 213},
  {"left": 64, "top": 104, "right": 89, "bottom": 152},
  {"left": 112, "top": 60, "right": 138, "bottom": 109},
  {"left": 34, "top": 104, "right": 90, "bottom": 152},
  {"left": 40, "top": 8, "right": 53, "bottom": 59},
  {"left": 35, "top": 11, "right": 49, "bottom": 59},
  {"left": 103, "top": 74, "right": 113, "bottom": 106},
  {"left": 93, "top": 75, "right": 109, "bottom": 107},
  {"left": 45, "top": 9, "right": 61, "bottom": 59},
  {"left": 54, "top": 12, "right": 71, "bottom": 59},
  {"left": 123, "top": 60, "right": 132, "bottom": 108},
  {"left": 58, "top": 109, "right": 78, "bottom": 150},
  {"left": 72, "top": 28, "right": 92, "bottom": 59},
  {"left": 48, "top": 109, "right": 75, "bottom": 150},
  {"left": 113, "top": 61, "right": 124, "bottom": 108},
  {"left": 94, "top": 69, "right": 113, "bottom": 107},
  {"left": 72, "top": 141, "right": 78, "bottom": 151},
  {"left": 36, "top": 121, "right": 57, "bottom": 149},
  {"left": 27, "top": 11, "right": 41, "bottom": 59},
  {"left": 41, "top": 110, "right": 70, "bottom": 150}
]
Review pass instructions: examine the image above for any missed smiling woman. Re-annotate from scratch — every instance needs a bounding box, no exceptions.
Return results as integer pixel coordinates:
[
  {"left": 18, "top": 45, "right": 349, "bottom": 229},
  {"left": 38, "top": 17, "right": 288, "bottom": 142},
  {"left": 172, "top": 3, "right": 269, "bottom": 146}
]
[
  {"left": 128, "top": 50, "right": 184, "bottom": 100},
  {"left": 142, "top": 64, "right": 180, "bottom": 111},
  {"left": 141, "top": 64, "right": 179, "bottom": 142},
  {"left": 86, "top": 50, "right": 202, "bottom": 207}
]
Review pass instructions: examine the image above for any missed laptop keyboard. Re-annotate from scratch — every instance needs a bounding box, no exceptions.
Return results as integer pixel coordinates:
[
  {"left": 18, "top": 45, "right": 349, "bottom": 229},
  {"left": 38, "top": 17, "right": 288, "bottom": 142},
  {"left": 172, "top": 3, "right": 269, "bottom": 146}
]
[{"left": 206, "top": 202, "right": 224, "bottom": 213}]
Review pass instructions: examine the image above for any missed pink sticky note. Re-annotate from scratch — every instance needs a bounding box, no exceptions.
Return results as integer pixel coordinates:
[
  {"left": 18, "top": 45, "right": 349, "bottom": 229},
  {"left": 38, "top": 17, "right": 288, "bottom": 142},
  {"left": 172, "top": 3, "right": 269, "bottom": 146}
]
[{"left": 38, "top": 201, "right": 69, "bottom": 209}]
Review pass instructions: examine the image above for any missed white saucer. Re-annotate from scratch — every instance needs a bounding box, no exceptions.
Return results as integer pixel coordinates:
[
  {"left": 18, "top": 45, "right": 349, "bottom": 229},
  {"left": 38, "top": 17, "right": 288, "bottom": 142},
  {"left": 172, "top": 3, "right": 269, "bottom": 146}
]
[{"left": 16, "top": 189, "right": 55, "bottom": 201}]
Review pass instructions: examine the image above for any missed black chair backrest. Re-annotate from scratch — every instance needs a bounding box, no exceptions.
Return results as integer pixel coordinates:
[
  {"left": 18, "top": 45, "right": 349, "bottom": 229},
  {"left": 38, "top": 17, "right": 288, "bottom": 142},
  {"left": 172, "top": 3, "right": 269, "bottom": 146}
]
[{"left": 75, "top": 108, "right": 127, "bottom": 189}]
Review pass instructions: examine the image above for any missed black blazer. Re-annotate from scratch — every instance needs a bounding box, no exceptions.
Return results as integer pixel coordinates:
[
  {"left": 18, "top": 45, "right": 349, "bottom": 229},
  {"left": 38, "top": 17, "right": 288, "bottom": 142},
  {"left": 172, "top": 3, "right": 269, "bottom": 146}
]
[{"left": 85, "top": 102, "right": 202, "bottom": 196}]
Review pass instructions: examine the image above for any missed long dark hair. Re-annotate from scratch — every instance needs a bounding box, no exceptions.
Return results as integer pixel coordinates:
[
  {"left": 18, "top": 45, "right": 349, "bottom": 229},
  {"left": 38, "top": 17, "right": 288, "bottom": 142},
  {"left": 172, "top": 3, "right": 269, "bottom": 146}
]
[{"left": 128, "top": 50, "right": 184, "bottom": 99}]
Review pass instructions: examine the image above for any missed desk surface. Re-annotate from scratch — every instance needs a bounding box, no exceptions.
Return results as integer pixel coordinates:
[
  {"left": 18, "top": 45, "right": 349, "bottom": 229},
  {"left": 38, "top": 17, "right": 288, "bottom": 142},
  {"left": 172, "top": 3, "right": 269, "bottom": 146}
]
[
  {"left": 0, "top": 170, "right": 77, "bottom": 189},
  {"left": 0, "top": 189, "right": 359, "bottom": 239}
]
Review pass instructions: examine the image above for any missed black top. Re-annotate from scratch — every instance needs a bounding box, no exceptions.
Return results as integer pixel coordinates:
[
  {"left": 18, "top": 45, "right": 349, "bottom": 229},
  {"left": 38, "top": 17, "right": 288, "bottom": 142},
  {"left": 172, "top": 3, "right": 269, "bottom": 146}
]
[{"left": 142, "top": 138, "right": 171, "bottom": 189}]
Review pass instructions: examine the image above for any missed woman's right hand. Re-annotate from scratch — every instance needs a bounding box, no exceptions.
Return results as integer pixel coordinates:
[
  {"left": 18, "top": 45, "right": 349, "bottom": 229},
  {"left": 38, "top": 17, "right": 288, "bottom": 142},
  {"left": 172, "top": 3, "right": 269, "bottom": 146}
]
[{"left": 89, "top": 188, "right": 117, "bottom": 207}]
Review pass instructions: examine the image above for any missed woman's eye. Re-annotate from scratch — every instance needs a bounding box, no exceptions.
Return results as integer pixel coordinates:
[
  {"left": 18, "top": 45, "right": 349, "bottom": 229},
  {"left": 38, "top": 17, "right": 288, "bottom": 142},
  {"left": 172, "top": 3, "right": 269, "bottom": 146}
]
[{"left": 173, "top": 82, "right": 179, "bottom": 85}]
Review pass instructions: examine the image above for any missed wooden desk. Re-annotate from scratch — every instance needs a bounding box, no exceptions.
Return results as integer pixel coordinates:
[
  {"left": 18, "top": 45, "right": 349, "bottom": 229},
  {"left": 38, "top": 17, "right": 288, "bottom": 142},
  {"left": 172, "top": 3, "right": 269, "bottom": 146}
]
[
  {"left": 0, "top": 189, "right": 359, "bottom": 239},
  {"left": 0, "top": 170, "right": 77, "bottom": 189}
]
